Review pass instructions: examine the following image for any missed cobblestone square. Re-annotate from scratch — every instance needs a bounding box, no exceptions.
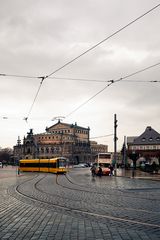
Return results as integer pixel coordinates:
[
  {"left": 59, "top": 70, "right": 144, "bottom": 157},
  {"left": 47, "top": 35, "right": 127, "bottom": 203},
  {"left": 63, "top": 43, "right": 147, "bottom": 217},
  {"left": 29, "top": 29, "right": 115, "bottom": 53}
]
[{"left": 0, "top": 166, "right": 160, "bottom": 239}]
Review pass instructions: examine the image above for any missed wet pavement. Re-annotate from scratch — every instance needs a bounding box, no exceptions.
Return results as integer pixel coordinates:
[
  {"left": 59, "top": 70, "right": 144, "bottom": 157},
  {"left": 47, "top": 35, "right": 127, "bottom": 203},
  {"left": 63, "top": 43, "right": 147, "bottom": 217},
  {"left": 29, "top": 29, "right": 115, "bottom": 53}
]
[
  {"left": 0, "top": 166, "right": 160, "bottom": 239},
  {"left": 116, "top": 168, "right": 160, "bottom": 180}
]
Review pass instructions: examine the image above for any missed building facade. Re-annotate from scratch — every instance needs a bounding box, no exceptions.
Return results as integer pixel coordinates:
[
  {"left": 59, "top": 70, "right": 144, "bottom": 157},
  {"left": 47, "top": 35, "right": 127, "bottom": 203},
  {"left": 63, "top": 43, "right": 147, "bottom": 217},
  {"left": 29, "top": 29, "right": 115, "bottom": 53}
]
[
  {"left": 14, "top": 121, "right": 108, "bottom": 164},
  {"left": 90, "top": 141, "right": 108, "bottom": 155},
  {"left": 127, "top": 126, "right": 160, "bottom": 165}
]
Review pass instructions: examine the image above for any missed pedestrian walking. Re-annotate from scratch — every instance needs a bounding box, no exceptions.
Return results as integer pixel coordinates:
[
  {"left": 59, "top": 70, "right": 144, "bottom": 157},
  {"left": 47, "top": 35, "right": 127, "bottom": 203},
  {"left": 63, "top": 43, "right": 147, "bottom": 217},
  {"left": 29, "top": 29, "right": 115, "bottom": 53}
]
[
  {"left": 90, "top": 165, "right": 96, "bottom": 177},
  {"left": 97, "top": 166, "right": 102, "bottom": 177},
  {"left": 109, "top": 164, "right": 114, "bottom": 176}
]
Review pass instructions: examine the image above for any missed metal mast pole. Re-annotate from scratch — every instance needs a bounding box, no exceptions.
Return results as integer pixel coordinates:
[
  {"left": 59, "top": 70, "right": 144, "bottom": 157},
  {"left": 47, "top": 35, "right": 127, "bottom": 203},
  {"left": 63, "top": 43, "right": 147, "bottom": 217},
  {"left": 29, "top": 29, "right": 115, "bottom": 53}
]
[
  {"left": 123, "top": 136, "right": 127, "bottom": 167},
  {"left": 114, "top": 114, "right": 118, "bottom": 176}
]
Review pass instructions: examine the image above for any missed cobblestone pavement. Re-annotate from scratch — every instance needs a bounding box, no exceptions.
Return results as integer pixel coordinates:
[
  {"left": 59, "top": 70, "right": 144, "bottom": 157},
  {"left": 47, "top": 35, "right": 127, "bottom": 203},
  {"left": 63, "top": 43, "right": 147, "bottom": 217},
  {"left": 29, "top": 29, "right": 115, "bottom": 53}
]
[{"left": 0, "top": 166, "right": 160, "bottom": 239}]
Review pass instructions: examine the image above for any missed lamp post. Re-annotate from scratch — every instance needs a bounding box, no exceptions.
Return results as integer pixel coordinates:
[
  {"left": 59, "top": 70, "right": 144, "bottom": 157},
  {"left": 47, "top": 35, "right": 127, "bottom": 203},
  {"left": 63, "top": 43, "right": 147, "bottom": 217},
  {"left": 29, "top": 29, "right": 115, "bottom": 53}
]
[
  {"left": 130, "top": 151, "right": 138, "bottom": 178},
  {"left": 114, "top": 114, "right": 118, "bottom": 176},
  {"left": 131, "top": 151, "right": 135, "bottom": 178}
]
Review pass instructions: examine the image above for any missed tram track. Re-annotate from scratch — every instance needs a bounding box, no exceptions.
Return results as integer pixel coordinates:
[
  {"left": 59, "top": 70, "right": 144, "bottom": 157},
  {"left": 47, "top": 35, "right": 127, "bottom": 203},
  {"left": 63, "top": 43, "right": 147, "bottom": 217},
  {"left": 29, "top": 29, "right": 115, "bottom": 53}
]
[
  {"left": 13, "top": 185, "right": 160, "bottom": 230},
  {"left": 9, "top": 172, "right": 160, "bottom": 232},
  {"left": 64, "top": 172, "right": 160, "bottom": 201},
  {"left": 56, "top": 174, "right": 159, "bottom": 214},
  {"left": 14, "top": 172, "right": 160, "bottom": 212},
  {"left": 31, "top": 173, "right": 160, "bottom": 212}
]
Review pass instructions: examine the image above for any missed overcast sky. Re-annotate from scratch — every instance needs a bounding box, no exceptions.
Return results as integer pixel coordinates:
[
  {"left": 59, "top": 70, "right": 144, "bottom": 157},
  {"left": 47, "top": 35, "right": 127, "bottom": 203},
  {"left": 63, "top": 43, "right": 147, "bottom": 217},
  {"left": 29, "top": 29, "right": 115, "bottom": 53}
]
[{"left": 0, "top": 0, "right": 160, "bottom": 151}]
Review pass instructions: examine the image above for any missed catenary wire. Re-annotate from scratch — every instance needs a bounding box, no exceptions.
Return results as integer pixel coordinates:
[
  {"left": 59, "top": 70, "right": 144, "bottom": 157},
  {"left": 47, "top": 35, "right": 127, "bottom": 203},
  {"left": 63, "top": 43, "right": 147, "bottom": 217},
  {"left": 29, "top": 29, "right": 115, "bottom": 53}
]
[
  {"left": 18, "top": 3, "right": 160, "bottom": 119},
  {"left": 25, "top": 77, "right": 45, "bottom": 121},
  {"left": 1, "top": 61, "right": 160, "bottom": 121},
  {"left": 45, "top": 3, "right": 160, "bottom": 78},
  {"left": 1, "top": 3, "right": 160, "bottom": 121},
  {"left": 48, "top": 77, "right": 160, "bottom": 83},
  {"left": 90, "top": 134, "right": 114, "bottom": 139},
  {"left": 65, "top": 61, "right": 160, "bottom": 118},
  {"left": 65, "top": 82, "right": 113, "bottom": 118},
  {"left": 1, "top": 73, "right": 160, "bottom": 83},
  {"left": 0, "top": 3, "right": 159, "bottom": 81},
  {"left": 0, "top": 73, "right": 38, "bottom": 79},
  {"left": 0, "top": 114, "right": 112, "bottom": 140},
  {"left": 1, "top": 61, "right": 160, "bottom": 122}
]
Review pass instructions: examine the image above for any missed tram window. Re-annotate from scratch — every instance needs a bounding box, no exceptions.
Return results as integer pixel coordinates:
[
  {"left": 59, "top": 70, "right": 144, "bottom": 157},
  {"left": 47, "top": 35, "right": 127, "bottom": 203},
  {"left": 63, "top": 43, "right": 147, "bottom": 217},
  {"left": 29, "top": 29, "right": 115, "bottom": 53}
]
[
  {"left": 20, "top": 161, "right": 57, "bottom": 168},
  {"left": 20, "top": 162, "right": 39, "bottom": 167},
  {"left": 39, "top": 162, "right": 49, "bottom": 168},
  {"left": 49, "top": 162, "right": 56, "bottom": 168}
]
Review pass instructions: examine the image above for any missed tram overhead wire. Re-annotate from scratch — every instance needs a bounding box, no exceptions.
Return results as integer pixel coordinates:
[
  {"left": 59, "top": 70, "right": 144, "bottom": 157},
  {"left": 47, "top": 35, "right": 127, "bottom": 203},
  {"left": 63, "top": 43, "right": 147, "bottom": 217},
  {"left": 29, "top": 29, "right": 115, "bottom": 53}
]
[
  {"left": 19, "top": 3, "right": 160, "bottom": 120},
  {"left": 45, "top": 3, "right": 160, "bottom": 78},
  {"left": 1, "top": 73, "right": 160, "bottom": 84},
  {"left": 90, "top": 134, "right": 114, "bottom": 139},
  {"left": 65, "top": 61, "right": 160, "bottom": 118},
  {"left": 1, "top": 3, "right": 160, "bottom": 122},
  {"left": 1, "top": 61, "right": 160, "bottom": 122}
]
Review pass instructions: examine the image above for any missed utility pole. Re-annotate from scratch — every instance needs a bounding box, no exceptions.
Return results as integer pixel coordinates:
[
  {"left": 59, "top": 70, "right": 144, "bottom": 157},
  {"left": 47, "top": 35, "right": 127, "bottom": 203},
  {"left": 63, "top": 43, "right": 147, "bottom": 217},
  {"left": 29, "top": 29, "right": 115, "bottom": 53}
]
[
  {"left": 123, "top": 136, "right": 127, "bottom": 167},
  {"left": 114, "top": 114, "right": 118, "bottom": 176}
]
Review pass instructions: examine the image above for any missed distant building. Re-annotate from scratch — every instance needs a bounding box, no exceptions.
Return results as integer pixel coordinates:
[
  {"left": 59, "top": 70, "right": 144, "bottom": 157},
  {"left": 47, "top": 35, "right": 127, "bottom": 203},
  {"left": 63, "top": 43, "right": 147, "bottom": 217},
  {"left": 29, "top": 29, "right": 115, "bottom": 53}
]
[
  {"left": 13, "top": 121, "right": 108, "bottom": 164},
  {"left": 127, "top": 126, "right": 160, "bottom": 165},
  {"left": 90, "top": 141, "right": 108, "bottom": 155},
  {"left": 14, "top": 121, "right": 90, "bottom": 164}
]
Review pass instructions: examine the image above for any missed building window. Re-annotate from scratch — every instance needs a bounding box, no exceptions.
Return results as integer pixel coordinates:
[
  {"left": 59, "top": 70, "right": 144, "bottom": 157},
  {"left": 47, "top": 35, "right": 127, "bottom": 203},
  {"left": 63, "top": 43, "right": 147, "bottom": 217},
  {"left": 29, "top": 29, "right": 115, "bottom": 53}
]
[
  {"left": 131, "top": 146, "right": 136, "bottom": 150},
  {"left": 149, "top": 146, "right": 153, "bottom": 150},
  {"left": 149, "top": 137, "right": 153, "bottom": 141},
  {"left": 46, "top": 147, "right": 49, "bottom": 153},
  {"left": 142, "top": 138, "right": 146, "bottom": 142}
]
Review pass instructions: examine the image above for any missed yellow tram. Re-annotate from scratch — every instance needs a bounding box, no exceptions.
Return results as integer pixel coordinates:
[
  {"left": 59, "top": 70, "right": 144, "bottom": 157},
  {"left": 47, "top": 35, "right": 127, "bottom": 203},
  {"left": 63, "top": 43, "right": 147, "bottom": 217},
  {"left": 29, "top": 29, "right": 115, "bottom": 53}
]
[{"left": 19, "top": 157, "right": 68, "bottom": 174}]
